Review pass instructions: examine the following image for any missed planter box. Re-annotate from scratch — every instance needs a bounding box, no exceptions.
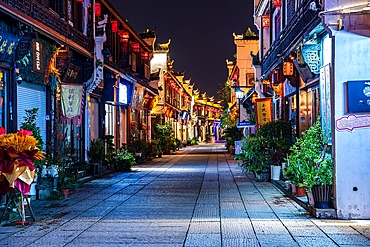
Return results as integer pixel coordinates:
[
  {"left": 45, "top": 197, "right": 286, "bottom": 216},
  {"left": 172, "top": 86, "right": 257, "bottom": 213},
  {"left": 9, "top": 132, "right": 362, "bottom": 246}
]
[{"left": 312, "top": 185, "right": 332, "bottom": 209}]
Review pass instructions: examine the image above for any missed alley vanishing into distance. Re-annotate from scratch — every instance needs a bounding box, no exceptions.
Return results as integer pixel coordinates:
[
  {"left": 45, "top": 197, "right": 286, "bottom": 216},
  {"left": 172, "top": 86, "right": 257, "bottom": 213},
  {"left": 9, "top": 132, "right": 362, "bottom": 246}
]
[{"left": 1, "top": 143, "right": 370, "bottom": 247}]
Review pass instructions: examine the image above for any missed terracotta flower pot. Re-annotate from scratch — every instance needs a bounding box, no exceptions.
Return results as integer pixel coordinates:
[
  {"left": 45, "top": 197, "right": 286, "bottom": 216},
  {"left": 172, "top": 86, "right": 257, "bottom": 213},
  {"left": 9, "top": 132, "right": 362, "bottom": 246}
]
[
  {"left": 296, "top": 186, "right": 306, "bottom": 197},
  {"left": 61, "top": 189, "right": 69, "bottom": 198}
]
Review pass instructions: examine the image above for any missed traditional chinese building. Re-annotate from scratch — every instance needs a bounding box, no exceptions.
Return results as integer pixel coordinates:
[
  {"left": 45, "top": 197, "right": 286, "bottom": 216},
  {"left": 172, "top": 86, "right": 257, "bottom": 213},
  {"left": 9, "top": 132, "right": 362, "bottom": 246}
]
[{"left": 254, "top": 0, "right": 370, "bottom": 219}]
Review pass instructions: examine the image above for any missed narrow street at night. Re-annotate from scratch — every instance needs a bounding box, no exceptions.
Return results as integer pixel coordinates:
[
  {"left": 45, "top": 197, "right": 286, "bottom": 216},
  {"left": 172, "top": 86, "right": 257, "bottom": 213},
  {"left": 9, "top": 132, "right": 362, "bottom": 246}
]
[{"left": 1, "top": 143, "right": 370, "bottom": 247}]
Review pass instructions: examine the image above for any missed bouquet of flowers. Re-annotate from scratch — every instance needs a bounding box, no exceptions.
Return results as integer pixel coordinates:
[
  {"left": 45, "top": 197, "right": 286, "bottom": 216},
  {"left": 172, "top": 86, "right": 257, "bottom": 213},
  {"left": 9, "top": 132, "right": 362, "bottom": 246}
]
[{"left": 0, "top": 127, "right": 44, "bottom": 195}]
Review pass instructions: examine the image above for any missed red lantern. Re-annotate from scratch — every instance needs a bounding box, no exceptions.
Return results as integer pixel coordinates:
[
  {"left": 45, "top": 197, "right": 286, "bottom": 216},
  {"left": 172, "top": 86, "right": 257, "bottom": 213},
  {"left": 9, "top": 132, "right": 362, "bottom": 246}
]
[
  {"left": 273, "top": 0, "right": 282, "bottom": 8},
  {"left": 111, "top": 20, "right": 118, "bottom": 32},
  {"left": 95, "top": 3, "right": 101, "bottom": 16},
  {"left": 119, "top": 31, "right": 129, "bottom": 43},
  {"left": 76, "top": 0, "right": 83, "bottom": 2},
  {"left": 131, "top": 43, "right": 140, "bottom": 53},
  {"left": 262, "top": 15, "right": 270, "bottom": 28},
  {"left": 141, "top": 52, "right": 149, "bottom": 60}
]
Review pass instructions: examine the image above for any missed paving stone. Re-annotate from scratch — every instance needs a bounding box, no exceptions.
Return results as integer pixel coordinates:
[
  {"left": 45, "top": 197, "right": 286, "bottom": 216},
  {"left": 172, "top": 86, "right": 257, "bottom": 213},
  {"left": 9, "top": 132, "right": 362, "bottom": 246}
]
[
  {"left": 221, "top": 222, "right": 255, "bottom": 239},
  {"left": 188, "top": 221, "right": 220, "bottom": 234},
  {"left": 185, "top": 233, "right": 221, "bottom": 247},
  {"left": 257, "top": 234, "right": 299, "bottom": 247},
  {"left": 328, "top": 233, "right": 370, "bottom": 245},
  {"left": 294, "top": 236, "right": 338, "bottom": 247},
  {"left": 222, "top": 238, "right": 260, "bottom": 247},
  {"left": 252, "top": 220, "right": 290, "bottom": 235},
  {"left": 286, "top": 225, "right": 326, "bottom": 237}
]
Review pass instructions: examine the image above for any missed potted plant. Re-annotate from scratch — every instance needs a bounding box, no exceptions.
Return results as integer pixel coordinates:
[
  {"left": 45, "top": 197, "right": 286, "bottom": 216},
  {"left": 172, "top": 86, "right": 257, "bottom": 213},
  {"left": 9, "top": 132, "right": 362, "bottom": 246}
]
[
  {"left": 257, "top": 120, "right": 293, "bottom": 181},
  {"left": 113, "top": 149, "right": 136, "bottom": 172},
  {"left": 87, "top": 138, "right": 105, "bottom": 175},
  {"left": 284, "top": 118, "right": 334, "bottom": 206}
]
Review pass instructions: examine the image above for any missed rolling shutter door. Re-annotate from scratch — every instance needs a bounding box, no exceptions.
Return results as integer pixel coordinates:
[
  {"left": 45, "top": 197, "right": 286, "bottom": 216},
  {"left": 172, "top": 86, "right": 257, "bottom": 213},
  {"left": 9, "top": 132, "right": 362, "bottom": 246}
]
[{"left": 17, "top": 82, "right": 47, "bottom": 149}]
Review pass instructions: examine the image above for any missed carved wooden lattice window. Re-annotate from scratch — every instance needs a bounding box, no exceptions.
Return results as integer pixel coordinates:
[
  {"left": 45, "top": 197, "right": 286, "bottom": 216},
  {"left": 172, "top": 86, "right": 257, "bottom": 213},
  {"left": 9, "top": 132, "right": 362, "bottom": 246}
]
[
  {"left": 50, "top": 0, "right": 65, "bottom": 18},
  {"left": 274, "top": 9, "right": 281, "bottom": 39},
  {"left": 286, "top": 0, "right": 295, "bottom": 24}
]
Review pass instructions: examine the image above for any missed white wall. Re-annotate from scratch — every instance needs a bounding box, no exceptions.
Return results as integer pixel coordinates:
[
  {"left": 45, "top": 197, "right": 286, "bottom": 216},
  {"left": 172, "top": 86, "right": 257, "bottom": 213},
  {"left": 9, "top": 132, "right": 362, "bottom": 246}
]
[{"left": 333, "top": 30, "right": 370, "bottom": 219}]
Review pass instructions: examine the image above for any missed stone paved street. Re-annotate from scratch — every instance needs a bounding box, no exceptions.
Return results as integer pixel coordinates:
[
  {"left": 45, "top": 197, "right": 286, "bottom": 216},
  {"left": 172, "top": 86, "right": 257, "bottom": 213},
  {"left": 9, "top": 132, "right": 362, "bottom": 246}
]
[{"left": 1, "top": 143, "right": 370, "bottom": 246}]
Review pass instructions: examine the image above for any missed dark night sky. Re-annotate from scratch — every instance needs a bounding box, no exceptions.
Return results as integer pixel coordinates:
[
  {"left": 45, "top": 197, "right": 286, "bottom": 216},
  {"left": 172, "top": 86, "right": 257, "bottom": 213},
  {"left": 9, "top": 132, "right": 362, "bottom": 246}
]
[{"left": 110, "top": 0, "right": 256, "bottom": 98}]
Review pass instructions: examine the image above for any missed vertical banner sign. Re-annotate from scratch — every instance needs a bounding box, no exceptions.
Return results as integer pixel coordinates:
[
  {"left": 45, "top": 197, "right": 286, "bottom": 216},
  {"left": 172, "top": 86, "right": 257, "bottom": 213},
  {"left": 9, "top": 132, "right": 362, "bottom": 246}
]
[
  {"left": 61, "top": 84, "right": 84, "bottom": 124},
  {"left": 32, "top": 40, "right": 43, "bottom": 73},
  {"left": 320, "top": 64, "right": 332, "bottom": 144},
  {"left": 255, "top": 98, "right": 273, "bottom": 127}
]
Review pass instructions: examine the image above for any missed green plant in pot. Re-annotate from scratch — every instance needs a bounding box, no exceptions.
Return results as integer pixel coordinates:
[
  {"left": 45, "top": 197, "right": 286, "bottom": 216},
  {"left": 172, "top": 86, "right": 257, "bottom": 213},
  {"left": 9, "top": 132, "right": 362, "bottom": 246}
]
[
  {"left": 87, "top": 138, "right": 105, "bottom": 175},
  {"left": 284, "top": 118, "right": 333, "bottom": 207},
  {"left": 113, "top": 149, "right": 136, "bottom": 172}
]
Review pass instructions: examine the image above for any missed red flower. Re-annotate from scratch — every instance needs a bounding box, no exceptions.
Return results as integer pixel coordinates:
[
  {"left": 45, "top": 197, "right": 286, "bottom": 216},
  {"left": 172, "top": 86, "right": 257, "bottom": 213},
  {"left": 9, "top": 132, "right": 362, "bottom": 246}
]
[
  {"left": 17, "top": 128, "right": 33, "bottom": 137},
  {"left": 0, "top": 126, "right": 6, "bottom": 135}
]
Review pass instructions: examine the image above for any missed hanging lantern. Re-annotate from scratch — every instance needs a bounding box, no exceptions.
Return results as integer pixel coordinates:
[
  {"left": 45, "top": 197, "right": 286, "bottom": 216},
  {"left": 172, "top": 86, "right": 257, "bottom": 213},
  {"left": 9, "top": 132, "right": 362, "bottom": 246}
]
[
  {"left": 76, "top": 0, "right": 83, "bottom": 2},
  {"left": 283, "top": 62, "right": 294, "bottom": 76},
  {"left": 141, "top": 51, "right": 149, "bottom": 60},
  {"left": 273, "top": 0, "right": 282, "bottom": 8},
  {"left": 262, "top": 15, "right": 270, "bottom": 28},
  {"left": 118, "top": 30, "right": 129, "bottom": 43},
  {"left": 95, "top": 3, "right": 101, "bottom": 16},
  {"left": 111, "top": 20, "right": 118, "bottom": 32},
  {"left": 131, "top": 43, "right": 140, "bottom": 53}
]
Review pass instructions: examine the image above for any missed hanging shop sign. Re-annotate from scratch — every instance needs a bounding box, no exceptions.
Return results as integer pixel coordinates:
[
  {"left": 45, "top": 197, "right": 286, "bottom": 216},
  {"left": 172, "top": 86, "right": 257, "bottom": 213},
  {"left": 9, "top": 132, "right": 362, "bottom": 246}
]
[
  {"left": 61, "top": 83, "right": 85, "bottom": 125},
  {"left": 255, "top": 98, "right": 272, "bottom": 127},
  {"left": 118, "top": 75, "right": 134, "bottom": 106},
  {"left": 131, "top": 85, "right": 144, "bottom": 110},
  {"left": 63, "top": 63, "right": 80, "bottom": 82},
  {"left": 273, "top": 0, "right": 282, "bottom": 8},
  {"left": 180, "top": 110, "right": 189, "bottom": 125},
  {"left": 0, "top": 32, "right": 21, "bottom": 63},
  {"left": 262, "top": 15, "right": 270, "bottom": 28},
  {"left": 32, "top": 40, "right": 43, "bottom": 73},
  {"left": 283, "top": 62, "right": 294, "bottom": 76}
]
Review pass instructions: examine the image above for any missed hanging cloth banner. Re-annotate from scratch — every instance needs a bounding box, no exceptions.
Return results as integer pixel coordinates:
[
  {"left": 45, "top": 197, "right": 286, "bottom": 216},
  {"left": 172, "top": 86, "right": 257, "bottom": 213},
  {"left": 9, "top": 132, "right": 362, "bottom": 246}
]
[{"left": 61, "top": 83, "right": 85, "bottom": 126}]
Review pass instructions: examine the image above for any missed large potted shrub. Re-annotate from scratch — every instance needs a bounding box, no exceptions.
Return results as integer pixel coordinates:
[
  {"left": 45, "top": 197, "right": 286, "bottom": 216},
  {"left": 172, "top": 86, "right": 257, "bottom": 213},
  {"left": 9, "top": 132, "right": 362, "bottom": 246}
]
[
  {"left": 257, "top": 120, "right": 293, "bottom": 181},
  {"left": 87, "top": 138, "right": 105, "bottom": 175},
  {"left": 113, "top": 149, "right": 136, "bottom": 172},
  {"left": 284, "top": 119, "right": 334, "bottom": 207}
]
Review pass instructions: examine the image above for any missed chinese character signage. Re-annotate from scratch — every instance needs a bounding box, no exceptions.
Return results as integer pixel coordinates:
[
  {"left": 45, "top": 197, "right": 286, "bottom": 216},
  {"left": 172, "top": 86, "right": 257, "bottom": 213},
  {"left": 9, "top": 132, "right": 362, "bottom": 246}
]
[
  {"left": 61, "top": 84, "right": 84, "bottom": 125},
  {"left": 256, "top": 98, "right": 273, "bottom": 127},
  {"left": 262, "top": 15, "right": 270, "bottom": 28},
  {"left": 32, "top": 40, "right": 43, "bottom": 73},
  {"left": 63, "top": 63, "right": 80, "bottom": 83}
]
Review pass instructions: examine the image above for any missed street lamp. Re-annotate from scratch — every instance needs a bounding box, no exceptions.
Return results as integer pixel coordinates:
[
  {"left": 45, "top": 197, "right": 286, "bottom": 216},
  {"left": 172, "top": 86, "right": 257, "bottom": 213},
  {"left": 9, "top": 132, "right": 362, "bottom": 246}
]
[{"left": 235, "top": 87, "right": 244, "bottom": 140}]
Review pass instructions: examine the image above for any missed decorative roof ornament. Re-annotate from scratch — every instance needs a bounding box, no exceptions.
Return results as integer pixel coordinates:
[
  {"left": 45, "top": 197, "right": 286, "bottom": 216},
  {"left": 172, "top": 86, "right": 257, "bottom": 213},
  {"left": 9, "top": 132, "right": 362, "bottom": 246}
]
[
  {"left": 245, "top": 28, "right": 257, "bottom": 37},
  {"left": 157, "top": 39, "right": 171, "bottom": 50}
]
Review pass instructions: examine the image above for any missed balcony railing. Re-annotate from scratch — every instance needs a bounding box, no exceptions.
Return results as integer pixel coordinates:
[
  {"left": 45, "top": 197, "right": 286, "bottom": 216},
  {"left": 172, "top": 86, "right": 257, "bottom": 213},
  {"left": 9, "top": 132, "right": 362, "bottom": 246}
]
[{"left": 1, "top": 0, "right": 93, "bottom": 52}]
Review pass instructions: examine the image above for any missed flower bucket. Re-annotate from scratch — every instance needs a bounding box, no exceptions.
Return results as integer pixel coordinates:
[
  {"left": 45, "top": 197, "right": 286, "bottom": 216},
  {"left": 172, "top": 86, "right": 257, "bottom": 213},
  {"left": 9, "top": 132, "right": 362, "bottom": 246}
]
[{"left": 270, "top": 165, "right": 281, "bottom": 180}]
